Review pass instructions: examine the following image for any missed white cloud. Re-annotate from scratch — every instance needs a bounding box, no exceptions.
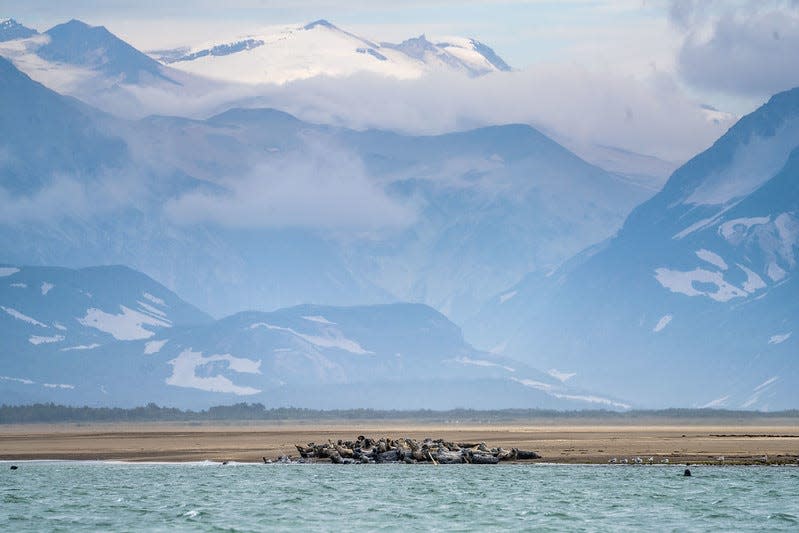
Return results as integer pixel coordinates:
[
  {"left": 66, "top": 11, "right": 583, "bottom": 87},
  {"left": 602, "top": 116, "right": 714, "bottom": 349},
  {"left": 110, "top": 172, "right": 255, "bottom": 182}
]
[
  {"left": 164, "top": 141, "right": 416, "bottom": 231},
  {"left": 224, "top": 66, "right": 732, "bottom": 162},
  {"left": 672, "top": 1, "right": 799, "bottom": 97}
]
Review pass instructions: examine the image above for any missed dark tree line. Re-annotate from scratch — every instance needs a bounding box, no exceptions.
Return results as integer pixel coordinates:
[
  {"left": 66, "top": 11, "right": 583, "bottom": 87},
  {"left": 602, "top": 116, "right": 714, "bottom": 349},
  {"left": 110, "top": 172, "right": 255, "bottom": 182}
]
[{"left": 0, "top": 403, "right": 797, "bottom": 424}]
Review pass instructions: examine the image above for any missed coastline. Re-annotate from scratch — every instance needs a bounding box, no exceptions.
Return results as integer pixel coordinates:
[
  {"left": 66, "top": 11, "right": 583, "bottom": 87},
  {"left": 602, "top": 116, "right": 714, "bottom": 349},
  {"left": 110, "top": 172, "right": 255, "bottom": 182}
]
[{"left": 2, "top": 419, "right": 798, "bottom": 465}]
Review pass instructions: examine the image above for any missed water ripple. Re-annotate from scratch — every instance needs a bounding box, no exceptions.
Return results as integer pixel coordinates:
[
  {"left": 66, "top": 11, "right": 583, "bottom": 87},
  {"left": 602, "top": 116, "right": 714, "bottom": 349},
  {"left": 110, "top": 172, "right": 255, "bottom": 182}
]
[{"left": 1, "top": 463, "right": 798, "bottom": 531}]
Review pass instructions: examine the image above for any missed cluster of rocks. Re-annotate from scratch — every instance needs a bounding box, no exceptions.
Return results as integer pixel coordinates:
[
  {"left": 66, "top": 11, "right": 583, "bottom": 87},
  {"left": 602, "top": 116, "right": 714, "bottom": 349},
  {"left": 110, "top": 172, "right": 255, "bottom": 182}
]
[{"left": 293, "top": 436, "right": 541, "bottom": 464}]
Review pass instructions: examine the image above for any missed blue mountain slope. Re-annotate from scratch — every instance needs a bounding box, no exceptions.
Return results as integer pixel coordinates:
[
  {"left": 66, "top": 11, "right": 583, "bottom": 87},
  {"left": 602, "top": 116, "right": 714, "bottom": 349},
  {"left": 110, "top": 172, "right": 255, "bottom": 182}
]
[
  {"left": 0, "top": 266, "right": 627, "bottom": 409},
  {"left": 37, "top": 19, "right": 174, "bottom": 84},
  {"left": 0, "top": 56, "right": 651, "bottom": 322},
  {"left": 469, "top": 87, "right": 799, "bottom": 409},
  {"left": 0, "top": 56, "right": 127, "bottom": 192},
  {"left": 0, "top": 18, "right": 37, "bottom": 41}
]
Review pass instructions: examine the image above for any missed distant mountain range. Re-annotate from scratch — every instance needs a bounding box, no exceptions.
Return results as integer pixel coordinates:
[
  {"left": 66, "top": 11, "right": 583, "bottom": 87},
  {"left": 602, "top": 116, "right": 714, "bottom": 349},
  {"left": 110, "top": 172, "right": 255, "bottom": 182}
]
[
  {"left": 0, "top": 17, "right": 510, "bottom": 86},
  {"left": 0, "top": 265, "right": 628, "bottom": 410},
  {"left": 468, "top": 87, "right": 799, "bottom": 410},
  {"left": 0, "top": 54, "right": 651, "bottom": 323},
  {"left": 1, "top": 16, "right": 797, "bottom": 410},
  {"left": 153, "top": 18, "right": 511, "bottom": 83},
  {"left": 0, "top": 17, "right": 687, "bottom": 183}
]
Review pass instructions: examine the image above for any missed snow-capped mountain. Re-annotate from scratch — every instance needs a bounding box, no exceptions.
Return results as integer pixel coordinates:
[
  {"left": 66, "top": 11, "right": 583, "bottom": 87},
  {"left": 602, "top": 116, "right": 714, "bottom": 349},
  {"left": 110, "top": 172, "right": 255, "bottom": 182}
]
[
  {"left": 0, "top": 18, "right": 37, "bottom": 41},
  {"left": 0, "top": 57, "right": 652, "bottom": 322},
  {"left": 0, "top": 17, "right": 510, "bottom": 119},
  {"left": 0, "top": 265, "right": 627, "bottom": 409},
  {"left": 468, "top": 87, "right": 799, "bottom": 410},
  {"left": 0, "top": 18, "right": 209, "bottom": 120},
  {"left": 153, "top": 19, "right": 511, "bottom": 84}
]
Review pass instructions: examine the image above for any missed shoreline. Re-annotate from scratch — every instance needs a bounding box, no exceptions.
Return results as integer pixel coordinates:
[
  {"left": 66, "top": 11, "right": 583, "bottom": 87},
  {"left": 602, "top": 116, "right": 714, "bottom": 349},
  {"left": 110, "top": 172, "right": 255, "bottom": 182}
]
[
  {"left": 2, "top": 420, "right": 798, "bottom": 465},
  {"left": 2, "top": 459, "right": 797, "bottom": 467}
]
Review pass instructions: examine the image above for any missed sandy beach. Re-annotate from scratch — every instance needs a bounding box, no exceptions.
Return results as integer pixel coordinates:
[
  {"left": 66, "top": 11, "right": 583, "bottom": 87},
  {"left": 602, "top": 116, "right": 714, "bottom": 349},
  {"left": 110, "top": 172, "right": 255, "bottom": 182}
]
[{"left": 1, "top": 419, "right": 798, "bottom": 464}]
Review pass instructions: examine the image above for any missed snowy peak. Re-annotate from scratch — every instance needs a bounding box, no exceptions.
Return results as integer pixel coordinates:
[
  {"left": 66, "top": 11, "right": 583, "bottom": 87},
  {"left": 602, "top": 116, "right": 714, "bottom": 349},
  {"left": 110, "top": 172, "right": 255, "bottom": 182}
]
[
  {"left": 0, "top": 17, "right": 37, "bottom": 41},
  {"left": 38, "top": 19, "right": 173, "bottom": 84},
  {"left": 303, "top": 19, "right": 337, "bottom": 31},
  {"left": 155, "top": 19, "right": 511, "bottom": 84}
]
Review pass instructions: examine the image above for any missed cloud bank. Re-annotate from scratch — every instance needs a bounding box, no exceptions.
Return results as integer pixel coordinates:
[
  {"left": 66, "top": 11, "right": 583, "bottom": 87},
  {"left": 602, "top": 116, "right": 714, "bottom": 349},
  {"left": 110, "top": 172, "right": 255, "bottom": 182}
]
[
  {"left": 672, "top": 0, "right": 799, "bottom": 97},
  {"left": 164, "top": 142, "right": 416, "bottom": 231}
]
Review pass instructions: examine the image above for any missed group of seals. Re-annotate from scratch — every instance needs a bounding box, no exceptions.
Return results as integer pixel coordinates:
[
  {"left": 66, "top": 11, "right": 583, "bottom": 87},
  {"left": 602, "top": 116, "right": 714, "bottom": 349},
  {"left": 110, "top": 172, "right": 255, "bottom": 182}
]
[{"left": 291, "top": 436, "right": 541, "bottom": 465}]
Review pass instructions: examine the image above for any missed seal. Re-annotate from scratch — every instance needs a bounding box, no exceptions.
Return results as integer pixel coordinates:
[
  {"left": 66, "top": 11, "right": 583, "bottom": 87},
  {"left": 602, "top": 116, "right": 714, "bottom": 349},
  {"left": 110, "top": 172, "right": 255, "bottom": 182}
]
[
  {"left": 683, "top": 468, "right": 692, "bottom": 477},
  {"left": 10, "top": 465, "right": 18, "bottom": 470}
]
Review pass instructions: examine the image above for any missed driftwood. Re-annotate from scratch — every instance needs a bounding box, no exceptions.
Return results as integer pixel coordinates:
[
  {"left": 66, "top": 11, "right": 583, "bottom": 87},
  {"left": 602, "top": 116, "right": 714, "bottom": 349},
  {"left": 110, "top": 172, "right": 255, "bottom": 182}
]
[{"left": 284, "top": 436, "right": 541, "bottom": 464}]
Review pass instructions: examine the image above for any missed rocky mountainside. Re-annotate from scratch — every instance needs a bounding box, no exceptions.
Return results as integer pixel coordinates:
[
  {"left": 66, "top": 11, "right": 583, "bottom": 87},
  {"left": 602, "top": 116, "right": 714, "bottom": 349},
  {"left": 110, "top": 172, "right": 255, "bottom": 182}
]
[{"left": 469, "top": 88, "right": 799, "bottom": 410}]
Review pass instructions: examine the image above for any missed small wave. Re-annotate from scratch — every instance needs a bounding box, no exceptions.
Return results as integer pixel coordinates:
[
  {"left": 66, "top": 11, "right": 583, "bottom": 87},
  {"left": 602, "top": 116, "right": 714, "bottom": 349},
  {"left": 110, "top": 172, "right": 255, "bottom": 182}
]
[{"left": 768, "top": 513, "right": 798, "bottom": 523}]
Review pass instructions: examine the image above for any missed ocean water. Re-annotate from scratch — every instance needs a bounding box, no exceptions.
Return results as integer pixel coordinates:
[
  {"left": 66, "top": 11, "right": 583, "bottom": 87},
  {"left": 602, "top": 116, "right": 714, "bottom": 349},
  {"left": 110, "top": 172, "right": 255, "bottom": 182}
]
[{"left": 1, "top": 462, "right": 798, "bottom": 532}]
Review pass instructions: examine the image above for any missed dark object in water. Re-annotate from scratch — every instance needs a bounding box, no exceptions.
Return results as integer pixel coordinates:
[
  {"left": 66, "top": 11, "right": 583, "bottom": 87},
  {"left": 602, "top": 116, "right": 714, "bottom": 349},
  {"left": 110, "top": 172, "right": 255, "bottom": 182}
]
[
  {"left": 684, "top": 469, "right": 692, "bottom": 477},
  {"left": 262, "top": 457, "right": 268, "bottom": 464},
  {"left": 222, "top": 461, "right": 229, "bottom": 465},
  {"left": 10, "top": 465, "right": 18, "bottom": 470}
]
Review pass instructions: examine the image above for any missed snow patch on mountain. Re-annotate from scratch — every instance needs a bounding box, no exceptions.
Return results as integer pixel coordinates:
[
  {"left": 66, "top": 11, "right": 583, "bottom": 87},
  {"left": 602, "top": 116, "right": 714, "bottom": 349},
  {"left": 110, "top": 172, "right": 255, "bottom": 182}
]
[
  {"left": 144, "top": 339, "right": 168, "bottom": 354},
  {"left": 719, "top": 217, "right": 770, "bottom": 241},
  {"left": 43, "top": 383, "right": 74, "bottom": 389},
  {"left": 303, "top": 315, "right": 335, "bottom": 325},
  {"left": 686, "top": 119, "right": 799, "bottom": 206},
  {"left": 137, "top": 300, "right": 168, "bottom": 318},
  {"left": 767, "top": 262, "right": 787, "bottom": 282},
  {"left": 654, "top": 268, "right": 748, "bottom": 302},
  {"left": 143, "top": 292, "right": 167, "bottom": 306},
  {"left": 78, "top": 305, "right": 171, "bottom": 340},
  {"left": 166, "top": 348, "right": 261, "bottom": 395},
  {"left": 653, "top": 315, "right": 673, "bottom": 333},
  {"left": 755, "top": 376, "right": 779, "bottom": 391},
  {"left": 738, "top": 264, "right": 767, "bottom": 293},
  {"left": 673, "top": 216, "right": 719, "bottom": 240},
  {"left": 250, "top": 322, "right": 371, "bottom": 355},
  {"left": 1, "top": 306, "right": 48, "bottom": 327},
  {"left": 0, "top": 375, "right": 34, "bottom": 385},
  {"left": 547, "top": 369, "right": 576, "bottom": 382},
  {"left": 10, "top": 283, "right": 26, "bottom": 288},
  {"left": 0, "top": 267, "right": 19, "bottom": 277},
  {"left": 61, "top": 344, "right": 101, "bottom": 351},
  {"left": 742, "top": 376, "right": 780, "bottom": 408},
  {"left": 696, "top": 249, "right": 728, "bottom": 270},
  {"left": 701, "top": 395, "right": 729, "bottom": 408},
  {"left": 28, "top": 334, "right": 64, "bottom": 345},
  {"left": 40, "top": 282, "right": 54, "bottom": 295},
  {"left": 499, "top": 290, "right": 517, "bottom": 304},
  {"left": 510, "top": 377, "right": 554, "bottom": 392},
  {"left": 510, "top": 378, "right": 630, "bottom": 409},
  {"left": 768, "top": 333, "right": 791, "bottom": 345},
  {"left": 453, "top": 356, "right": 515, "bottom": 373},
  {"left": 553, "top": 393, "right": 630, "bottom": 410}
]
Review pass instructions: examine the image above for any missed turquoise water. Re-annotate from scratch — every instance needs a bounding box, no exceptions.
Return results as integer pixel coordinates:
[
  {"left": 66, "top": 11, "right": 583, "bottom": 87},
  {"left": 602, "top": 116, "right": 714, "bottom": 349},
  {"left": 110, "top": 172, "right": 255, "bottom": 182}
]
[{"left": 2, "top": 462, "right": 798, "bottom": 531}]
